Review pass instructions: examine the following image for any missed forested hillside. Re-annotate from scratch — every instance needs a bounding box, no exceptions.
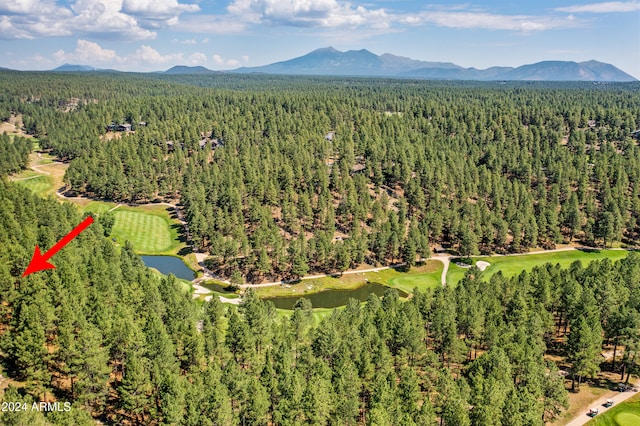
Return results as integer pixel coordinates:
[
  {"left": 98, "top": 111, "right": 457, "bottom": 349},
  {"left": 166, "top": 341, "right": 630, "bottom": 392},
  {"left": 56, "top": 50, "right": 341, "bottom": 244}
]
[
  {"left": 0, "top": 133, "right": 31, "bottom": 176},
  {"left": 3, "top": 177, "right": 640, "bottom": 424},
  {"left": 2, "top": 72, "right": 638, "bottom": 281},
  {"left": 1, "top": 70, "right": 640, "bottom": 423}
]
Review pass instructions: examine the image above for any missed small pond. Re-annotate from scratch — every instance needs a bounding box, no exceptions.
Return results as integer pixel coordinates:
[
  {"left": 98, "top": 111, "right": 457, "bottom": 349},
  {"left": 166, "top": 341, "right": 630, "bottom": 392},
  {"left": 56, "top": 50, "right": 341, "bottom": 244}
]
[
  {"left": 262, "top": 282, "right": 407, "bottom": 310},
  {"left": 141, "top": 255, "right": 195, "bottom": 281}
]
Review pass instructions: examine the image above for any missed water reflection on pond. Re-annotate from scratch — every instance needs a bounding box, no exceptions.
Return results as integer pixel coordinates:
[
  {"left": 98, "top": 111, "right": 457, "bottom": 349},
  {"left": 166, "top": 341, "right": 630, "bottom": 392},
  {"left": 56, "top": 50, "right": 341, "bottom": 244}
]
[
  {"left": 141, "top": 255, "right": 195, "bottom": 281},
  {"left": 262, "top": 282, "right": 407, "bottom": 310}
]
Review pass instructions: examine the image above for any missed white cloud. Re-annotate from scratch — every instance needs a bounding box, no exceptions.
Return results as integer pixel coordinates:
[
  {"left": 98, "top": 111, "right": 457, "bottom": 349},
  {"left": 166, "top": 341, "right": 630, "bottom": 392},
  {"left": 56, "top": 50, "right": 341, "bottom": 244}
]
[
  {"left": 219, "top": 1, "right": 580, "bottom": 33},
  {"left": 54, "top": 39, "right": 120, "bottom": 64},
  {"left": 70, "top": 0, "right": 155, "bottom": 39},
  {"left": 121, "top": 0, "right": 199, "bottom": 17},
  {"left": 212, "top": 53, "right": 242, "bottom": 67},
  {"left": 0, "top": 15, "right": 30, "bottom": 39},
  {"left": 226, "top": 0, "right": 390, "bottom": 28},
  {"left": 51, "top": 40, "right": 187, "bottom": 70},
  {"left": 187, "top": 52, "right": 207, "bottom": 65},
  {"left": 242, "top": 55, "right": 249, "bottom": 62},
  {"left": 172, "top": 14, "right": 248, "bottom": 34},
  {"left": 0, "top": 0, "right": 73, "bottom": 38},
  {"left": 121, "top": 0, "right": 199, "bottom": 30},
  {"left": 400, "top": 10, "right": 577, "bottom": 32},
  {"left": 0, "top": 0, "right": 44, "bottom": 14},
  {"left": 0, "top": 0, "right": 199, "bottom": 40},
  {"left": 0, "top": 0, "right": 68, "bottom": 15},
  {"left": 132, "top": 45, "right": 182, "bottom": 65},
  {"left": 556, "top": 1, "right": 640, "bottom": 13}
]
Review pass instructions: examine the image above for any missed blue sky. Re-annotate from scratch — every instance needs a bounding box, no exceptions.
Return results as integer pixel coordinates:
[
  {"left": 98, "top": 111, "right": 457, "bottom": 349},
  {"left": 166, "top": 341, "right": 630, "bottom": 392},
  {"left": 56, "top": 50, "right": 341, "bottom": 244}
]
[{"left": 1, "top": 0, "right": 639, "bottom": 78}]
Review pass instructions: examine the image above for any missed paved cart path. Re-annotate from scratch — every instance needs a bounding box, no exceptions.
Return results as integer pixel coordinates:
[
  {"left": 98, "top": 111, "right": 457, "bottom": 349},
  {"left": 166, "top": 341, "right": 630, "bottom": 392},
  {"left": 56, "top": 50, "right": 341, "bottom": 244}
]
[{"left": 563, "top": 387, "right": 639, "bottom": 426}]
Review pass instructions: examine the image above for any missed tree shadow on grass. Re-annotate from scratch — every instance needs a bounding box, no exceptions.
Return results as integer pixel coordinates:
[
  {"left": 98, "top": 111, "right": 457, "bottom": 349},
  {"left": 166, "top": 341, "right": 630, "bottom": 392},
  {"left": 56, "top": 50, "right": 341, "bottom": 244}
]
[
  {"left": 577, "top": 247, "right": 601, "bottom": 253},
  {"left": 167, "top": 207, "right": 178, "bottom": 220},
  {"left": 170, "top": 223, "right": 189, "bottom": 243},
  {"left": 178, "top": 247, "right": 192, "bottom": 256}
]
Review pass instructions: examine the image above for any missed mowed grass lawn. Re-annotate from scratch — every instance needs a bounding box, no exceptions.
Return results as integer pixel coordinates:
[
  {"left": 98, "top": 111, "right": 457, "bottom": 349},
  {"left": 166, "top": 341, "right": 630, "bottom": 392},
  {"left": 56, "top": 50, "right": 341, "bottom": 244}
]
[
  {"left": 80, "top": 200, "right": 117, "bottom": 215},
  {"left": 377, "top": 261, "right": 442, "bottom": 293},
  {"left": 13, "top": 175, "right": 55, "bottom": 198},
  {"left": 586, "top": 394, "right": 640, "bottom": 425},
  {"left": 255, "top": 260, "right": 442, "bottom": 299},
  {"left": 11, "top": 156, "right": 67, "bottom": 198},
  {"left": 110, "top": 205, "right": 184, "bottom": 255},
  {"left": 447, "top": 249, "right": 629, "bottom": 286}
]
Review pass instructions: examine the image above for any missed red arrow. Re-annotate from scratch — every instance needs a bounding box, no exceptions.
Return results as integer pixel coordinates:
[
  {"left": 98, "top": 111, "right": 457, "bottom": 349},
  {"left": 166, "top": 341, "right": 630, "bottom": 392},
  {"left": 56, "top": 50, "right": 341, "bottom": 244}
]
[{"left": 22, "top": 216, "right": 94, "bottom": 277}]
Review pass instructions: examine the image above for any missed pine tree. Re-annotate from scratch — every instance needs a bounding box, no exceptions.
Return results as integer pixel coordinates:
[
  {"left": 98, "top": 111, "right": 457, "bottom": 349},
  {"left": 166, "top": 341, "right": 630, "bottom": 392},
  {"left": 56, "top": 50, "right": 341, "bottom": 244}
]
[{"left": 567, "top": 310, "right": 602, "bottom": 390}]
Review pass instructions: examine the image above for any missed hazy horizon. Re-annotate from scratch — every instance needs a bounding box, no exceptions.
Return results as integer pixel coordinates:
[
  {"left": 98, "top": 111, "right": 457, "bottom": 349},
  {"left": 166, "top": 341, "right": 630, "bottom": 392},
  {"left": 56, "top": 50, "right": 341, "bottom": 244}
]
[{"left": 1, "top": 1, "right": 639, "bottom": 78}]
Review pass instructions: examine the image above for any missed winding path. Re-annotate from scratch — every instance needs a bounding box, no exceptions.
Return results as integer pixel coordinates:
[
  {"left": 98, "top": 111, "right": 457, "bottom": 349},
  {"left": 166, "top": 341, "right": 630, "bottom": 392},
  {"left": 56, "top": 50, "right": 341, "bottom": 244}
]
[
  {"left": 194, "top": 246, "right": 610, "bottom": 295},
  {"left": 431, "top": 254, "right": 450, "bottom": 286},
  {"left": 192, "top": 257, "right": 403, "bottom": 289},
  {"left": 18, "top": 161, "right": 630, "bottom": 304},
  {"left": 10, "top": 174, "right": 44, "bottom": 181},
  {"left": 29, "top": 163, "right": 54, "bottom": 175},
  {"left": 19, "top": 155, "right": 639, "bottom": 423}
]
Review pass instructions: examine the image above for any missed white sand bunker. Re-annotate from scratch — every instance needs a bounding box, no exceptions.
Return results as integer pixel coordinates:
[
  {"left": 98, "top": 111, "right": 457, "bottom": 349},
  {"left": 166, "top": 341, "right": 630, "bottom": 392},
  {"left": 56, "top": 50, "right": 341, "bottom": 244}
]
[{"left": 476, "top": 261, "right": 490, "bottom": 271}]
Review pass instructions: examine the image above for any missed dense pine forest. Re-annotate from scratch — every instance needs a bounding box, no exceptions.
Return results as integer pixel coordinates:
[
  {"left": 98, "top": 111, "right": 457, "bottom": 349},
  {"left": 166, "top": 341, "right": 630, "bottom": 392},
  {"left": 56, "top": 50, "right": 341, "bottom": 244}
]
[
  {"left": 0, "top": 133, "right": 31, "bottom": 176},
  {"left": 1, "top": 72, "right": 639, "bottom": 280},
  {"left": 2, "top": 176, "right": 640, "bottom": 425},
  {"left": 2, "top": 72, "right": 640, "bottom": 425}
]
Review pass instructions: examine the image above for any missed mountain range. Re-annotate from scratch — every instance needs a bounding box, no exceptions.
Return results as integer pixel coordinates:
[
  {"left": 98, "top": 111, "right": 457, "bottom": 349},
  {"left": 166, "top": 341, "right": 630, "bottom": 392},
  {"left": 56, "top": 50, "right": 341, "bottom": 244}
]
[
  {"left": 39, "top": 48, "right": 637, "bottom": 81},
  {"left": 230, "top": 47, "right": 636, "bottom": 81}
]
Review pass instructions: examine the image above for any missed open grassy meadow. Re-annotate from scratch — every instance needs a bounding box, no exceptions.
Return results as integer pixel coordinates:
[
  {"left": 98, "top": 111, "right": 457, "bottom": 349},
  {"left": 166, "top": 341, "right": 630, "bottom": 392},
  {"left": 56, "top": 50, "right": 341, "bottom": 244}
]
[
  {"left": 446, "top": 249, "right": 629, "bottom": 286},
  {"left": 586, "top": 394, "right": 640, "bottom": 425}
]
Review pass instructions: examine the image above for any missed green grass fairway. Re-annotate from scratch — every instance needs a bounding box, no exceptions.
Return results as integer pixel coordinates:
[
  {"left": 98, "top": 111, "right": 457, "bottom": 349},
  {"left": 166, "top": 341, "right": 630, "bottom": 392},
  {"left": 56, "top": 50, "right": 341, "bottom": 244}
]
[
  {"left": 382, "top": 263, "right": 442, "bottom": 293},
  {"left": 586, "top": 394, "right": 640, "bottom": 425},
  {"left": 14, "top": 175, "right": 54, "bottom": 197},
  {"left": 111, "top": 205, "right": 183, "bottom": 255},
  {"left": 80, "top": 201, "right": 117, "bottom": 215},
  {"left": 255, "top": 260, "right": 443, "bottom": 299},
  {"left": 11, "top": 170, "right": 41, "bottom": 179},
  {"left": 447, "top": 249, "right": 629, "bottom": 285}
]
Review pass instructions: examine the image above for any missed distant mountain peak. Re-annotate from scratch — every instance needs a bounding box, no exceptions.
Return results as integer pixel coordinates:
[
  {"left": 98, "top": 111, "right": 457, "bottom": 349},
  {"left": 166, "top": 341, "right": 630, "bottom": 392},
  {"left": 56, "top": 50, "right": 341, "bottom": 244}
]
[
  {"left": 230, "top": 48, "right": 636, "bottom": 82},
  {"left": 52, "top": 64, "right": 100, "bottom": 72},
  {"left": 163, "top": 65, "right": 217, "bottom": 75},
  {"left": 313, "top": 47, "right": 339, "bottom": 53}
]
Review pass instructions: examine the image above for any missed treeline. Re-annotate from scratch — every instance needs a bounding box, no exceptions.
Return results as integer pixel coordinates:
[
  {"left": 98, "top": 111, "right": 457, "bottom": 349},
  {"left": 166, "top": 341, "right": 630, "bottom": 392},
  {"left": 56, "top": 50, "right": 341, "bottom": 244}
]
[
  {"left": 3, "top": 180, "right": 640, "bottom": 424},
  {"left": 1, "top": 73, "right": 640, "bottom": 279},
  {"left": 0, "top": 133, "right": 31, "bottom": 175}
]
